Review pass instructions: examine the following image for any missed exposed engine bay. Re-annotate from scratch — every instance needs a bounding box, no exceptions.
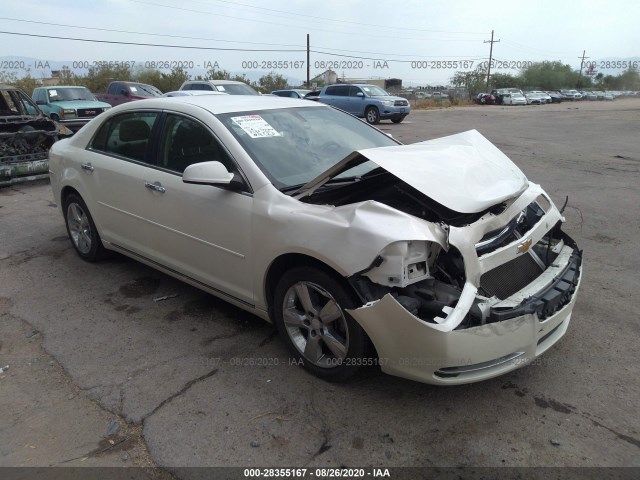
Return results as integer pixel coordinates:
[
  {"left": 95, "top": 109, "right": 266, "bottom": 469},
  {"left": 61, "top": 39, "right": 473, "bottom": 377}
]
[{"left": 302, "top": 172, "right": 581, "bottom": 331}]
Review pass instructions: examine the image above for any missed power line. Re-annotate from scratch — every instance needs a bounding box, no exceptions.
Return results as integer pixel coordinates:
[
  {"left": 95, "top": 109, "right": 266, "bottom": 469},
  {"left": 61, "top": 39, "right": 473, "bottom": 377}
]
[
  {"left": 0, "top": 29, "right": 487, "bottom": 65},
  {"left": 128, "top": 0, "right": 484, "bottom": 43},
  {"left": 0, "top": 16, "right": 484, "bottom": 59},
  {"left": 0, "top": 16, "right": 304, "bottom": 48},
  {"left": 185, "top": 0, "right": 487, "bottom": 35},
  {"left": 311, "top": 49, "right": 486, "bottom": 64},
  {"left": 0, "top": 30, "right": 304, "bottom": 52}
]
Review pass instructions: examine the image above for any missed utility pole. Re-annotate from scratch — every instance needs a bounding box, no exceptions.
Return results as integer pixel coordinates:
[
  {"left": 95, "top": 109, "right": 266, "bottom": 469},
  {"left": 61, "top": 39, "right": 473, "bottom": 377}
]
[
  {"left": 306, "top": 34, "right": 310, "bottom": 88},
  {"left": 578, "top": 50, "right": 589, "bottom": 88},
  {"left": 484, "top": 30, "right": 500, "bottom": 89}
]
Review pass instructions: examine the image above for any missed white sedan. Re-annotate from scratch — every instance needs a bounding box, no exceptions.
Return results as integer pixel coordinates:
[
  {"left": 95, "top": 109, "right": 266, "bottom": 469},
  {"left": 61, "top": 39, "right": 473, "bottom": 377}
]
[
  {"left": 49, "top": 96, "right": 583, "bottom": 385},
  {"left": 502, "top": 92, "right": 528, "bottom": 105}
]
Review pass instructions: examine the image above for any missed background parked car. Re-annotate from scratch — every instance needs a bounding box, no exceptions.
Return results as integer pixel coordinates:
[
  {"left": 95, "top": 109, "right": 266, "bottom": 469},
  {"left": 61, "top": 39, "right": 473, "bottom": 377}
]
[
  {"left": 502, "top": 92, "right": 527, "bottom": 105},
  {"left": 1, "top": 85, "right": 71, "bottom": 186},
  {"left": 317, "top": 83, "right": 410, "bottom": 124},
  {"left": 473, "top": 93, "right": 496, "bottom": 105},
  {"left": 545, "top": 91, "right": 563, "bottom": 103},
  {"left": 524, "top": 92, "right": 545, "bottom": 105},
  {"left": 95, "top": 81, "right": 162, "bottom": 107},
  {"left": 303, "top": 91, "right": 321, "bottom": 101},
  {"left": 560, "top": 89, "right": 582, "bottom": 101},
  {"left": 179, "top": 80, "right": 259, "bottom": 95},
  {"left": 431, "top": 91, "right": 449, "bottom": 101},
  {"left": 32, "top": 86, "right": 112, "bottom": 131},
  {"left": 271, "top": 89, "right": 311, "bottom": 99},
  {"left": 161, "top": 91, "right": 227, "bottom": 97}
]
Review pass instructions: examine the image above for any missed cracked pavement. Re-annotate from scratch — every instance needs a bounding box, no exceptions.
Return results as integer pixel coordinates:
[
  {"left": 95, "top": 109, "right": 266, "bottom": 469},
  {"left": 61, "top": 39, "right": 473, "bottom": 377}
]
[{"left": 1, "top": 100, "right": 639, "bottom": 476}]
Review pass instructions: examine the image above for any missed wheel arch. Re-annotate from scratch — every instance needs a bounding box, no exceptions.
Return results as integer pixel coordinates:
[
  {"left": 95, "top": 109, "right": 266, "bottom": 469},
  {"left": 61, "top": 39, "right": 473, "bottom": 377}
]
[
  {"left": 264, "top": 253, "right": 359, "bottom": 320},
  {"left": 60, "top": 185, "right": 81, "bottom": 206}
]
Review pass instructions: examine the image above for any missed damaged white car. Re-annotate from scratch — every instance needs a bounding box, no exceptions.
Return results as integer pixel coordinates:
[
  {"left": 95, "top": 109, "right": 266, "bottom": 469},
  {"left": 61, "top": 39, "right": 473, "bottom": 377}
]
[{"left": 49, "top": 96, "right": 583, "bottom": 385}]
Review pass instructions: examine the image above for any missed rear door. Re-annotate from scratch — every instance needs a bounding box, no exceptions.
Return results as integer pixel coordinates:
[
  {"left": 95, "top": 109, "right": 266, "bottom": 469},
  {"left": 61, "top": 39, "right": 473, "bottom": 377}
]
[{"left": 82, "top": 110, "right": 162, "bottom": 254}]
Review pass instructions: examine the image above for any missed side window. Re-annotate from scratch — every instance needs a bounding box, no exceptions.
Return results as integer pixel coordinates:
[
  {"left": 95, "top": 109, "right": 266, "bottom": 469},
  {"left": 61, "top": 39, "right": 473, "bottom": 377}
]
[
  {"left": 107, "top": 83, "right": 118, "bottom": 95},
  {"left": 324, "top": 86, "right": 337, "bottom": 96},
  {"left": 182, "top": 83, "right": 192, "bottom": 91},
  {"left": 91, "top": 111, "right": 159, "bottom": 164},
  {"left": 0, "top": 91, "right": 19, "bottom": 114},
  {"left": 202, "top": 84, "right": 214, "bottom": 91},
  {"left": 349, "top": 86, "right": 363, "bottom": 97},
  {"left": 159, "top": 114, "right": 235, "bottom": 174},
  {"left": 15, "top": 91, "right": 38, "bottom": 115}
]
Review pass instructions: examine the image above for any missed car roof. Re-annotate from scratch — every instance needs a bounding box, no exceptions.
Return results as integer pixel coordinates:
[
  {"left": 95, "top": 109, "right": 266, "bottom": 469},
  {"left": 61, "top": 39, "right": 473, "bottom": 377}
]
[
  {"left": 109, "top": 94, "right": 329, "bottom": 115},
  {"left": 38, "top": 85, "right": 86, "bottom": 89},
  {"left": 184, "top": 80, "right": 250, "bottom": 85}
]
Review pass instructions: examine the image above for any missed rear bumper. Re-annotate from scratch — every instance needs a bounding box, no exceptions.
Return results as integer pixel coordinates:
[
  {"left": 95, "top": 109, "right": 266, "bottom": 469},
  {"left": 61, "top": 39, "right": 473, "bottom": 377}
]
[
  {"left": 57, "top": 119, "right": 91, "bottom": 131},
  {"left": 0, "top": 154, "right": 50, "bottom": 187}
]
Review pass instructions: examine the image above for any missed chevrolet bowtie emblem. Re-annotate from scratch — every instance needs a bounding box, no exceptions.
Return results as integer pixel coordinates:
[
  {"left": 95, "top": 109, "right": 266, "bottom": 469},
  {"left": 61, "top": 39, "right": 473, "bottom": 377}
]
[{"left": 517, "top": 238, "right": 533, "bottom": 254}]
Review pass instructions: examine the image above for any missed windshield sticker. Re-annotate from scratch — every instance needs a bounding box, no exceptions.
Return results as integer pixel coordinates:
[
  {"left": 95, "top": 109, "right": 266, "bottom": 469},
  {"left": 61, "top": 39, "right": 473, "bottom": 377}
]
[
  {"left": 130, "top": 87, "right": 138, "bottom": 92},
  {"left": 231, "top": 115, "right": 281, "bottom": 138},
  {"left": 49, "top": 89, "right": 58, "bottom": 97}
]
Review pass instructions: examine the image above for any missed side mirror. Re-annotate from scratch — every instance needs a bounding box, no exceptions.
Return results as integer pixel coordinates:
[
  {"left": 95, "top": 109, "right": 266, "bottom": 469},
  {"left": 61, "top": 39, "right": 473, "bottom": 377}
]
[
  {"left": 356, "top": 92, "right": 364, "bottom": 97},
  {"left": 183, "top": 161, "right": 240, "bottom": 188}
]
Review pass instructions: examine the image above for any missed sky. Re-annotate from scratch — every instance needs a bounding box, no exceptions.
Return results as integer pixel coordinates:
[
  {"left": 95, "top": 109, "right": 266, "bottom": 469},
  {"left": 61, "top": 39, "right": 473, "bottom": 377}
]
[{"left": 1, "top": 0, "right": 638, "bottom": 86}]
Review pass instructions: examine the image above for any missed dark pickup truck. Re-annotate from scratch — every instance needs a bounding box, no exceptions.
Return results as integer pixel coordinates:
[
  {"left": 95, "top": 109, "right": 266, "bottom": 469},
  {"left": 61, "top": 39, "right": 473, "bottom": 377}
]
[{"left": 95, "top": 81, "right": 162, "bottom": 107}]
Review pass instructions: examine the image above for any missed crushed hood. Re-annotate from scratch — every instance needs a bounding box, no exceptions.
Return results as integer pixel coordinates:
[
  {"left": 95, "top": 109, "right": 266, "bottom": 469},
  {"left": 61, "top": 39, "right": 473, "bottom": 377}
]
[{"left": 296, "top": 130, "right": 528, "bottom": 214}]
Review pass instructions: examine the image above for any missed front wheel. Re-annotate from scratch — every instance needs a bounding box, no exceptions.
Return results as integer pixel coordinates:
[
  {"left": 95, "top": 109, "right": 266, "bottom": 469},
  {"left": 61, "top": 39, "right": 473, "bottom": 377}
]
[
  {"left": 365, "top": 106, "right": 380, "bottom": 124},
  {"left": 391, "top": 116, "right": 405, "bottom": 124},
  {"left": 63, "top": 193, "right": 106, "bottom": 262},
  {"left": 273, "top": 267, "right": 369, "bottom": 381}
]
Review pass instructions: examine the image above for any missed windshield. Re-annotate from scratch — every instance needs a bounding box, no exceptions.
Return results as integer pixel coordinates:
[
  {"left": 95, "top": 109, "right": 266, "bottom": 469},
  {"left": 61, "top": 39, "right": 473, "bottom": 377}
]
[
  {"left": 215, "top": 83, "right": 259, "bottom": 95},
  {"left": 47, "top": 87, "right": 96, "bottom": 101},
  {"left": 128, "top": 83, "right": 162, "bottom": 97},
  {"left": 217, "top": 106, "right": 397, "bottom": 189},
  {"left": 361, "top": 85, "right": 390, "bottom": 97}
]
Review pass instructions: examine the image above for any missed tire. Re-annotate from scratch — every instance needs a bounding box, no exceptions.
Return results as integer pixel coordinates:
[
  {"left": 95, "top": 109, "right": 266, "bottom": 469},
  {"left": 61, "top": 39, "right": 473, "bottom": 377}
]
[
  {"left": 273, "top": 266, "right": 369, "bottom": 382},
  {"left": 365, "top": 106, "right": 380, "bottom": 124},
  {"left": 391, "top": 116, "right": 404, "bottom": 124},
  {"left": 50, "top": 113, "right": 60, "bottom": 122},
  {"left": 63, "top": 193, "right": 106, "bottom": 262}
]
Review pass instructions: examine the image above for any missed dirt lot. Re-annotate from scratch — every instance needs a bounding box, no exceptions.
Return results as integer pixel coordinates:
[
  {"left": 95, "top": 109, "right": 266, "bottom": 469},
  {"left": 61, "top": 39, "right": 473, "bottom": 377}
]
[{"left": 1, "top": 99, "right": 639, "bottom": 477}]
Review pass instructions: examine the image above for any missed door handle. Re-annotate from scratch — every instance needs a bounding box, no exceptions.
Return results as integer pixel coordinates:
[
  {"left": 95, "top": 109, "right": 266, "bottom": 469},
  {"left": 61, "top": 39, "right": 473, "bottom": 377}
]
[
  {"left": 80, "top": 162, "right": 94, "bottom": 172},
  {"left": 144, "top": 181, "right": 166, "bottom": 193}
]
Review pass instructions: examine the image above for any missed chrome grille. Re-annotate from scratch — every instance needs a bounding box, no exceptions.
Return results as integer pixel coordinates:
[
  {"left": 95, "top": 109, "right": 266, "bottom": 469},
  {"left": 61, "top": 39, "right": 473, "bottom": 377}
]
[
  {"left": 480, "top": 253, "right": 543, "bottom": 299},
  {"left": 77, "top": 108, "right": 103, "bottom": 118},
  {"left": 394, "top": 100, "right": 409, "bottom": 106}
]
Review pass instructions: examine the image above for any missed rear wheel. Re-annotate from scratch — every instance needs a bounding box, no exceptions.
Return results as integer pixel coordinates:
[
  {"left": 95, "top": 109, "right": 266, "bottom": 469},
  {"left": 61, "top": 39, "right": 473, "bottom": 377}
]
[
  {"left": 365, "top": 106, "right": 380, "bottom": 124},
  {"left": 273, "top": 267, "right": 369, "bottom": 381},
  {"left": 63, "top": 193, "right": 105, "bottom": 262}
]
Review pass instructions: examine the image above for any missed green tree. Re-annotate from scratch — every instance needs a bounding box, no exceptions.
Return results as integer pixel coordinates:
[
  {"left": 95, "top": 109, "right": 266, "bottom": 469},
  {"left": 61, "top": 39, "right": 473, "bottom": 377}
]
[
  {"left": 519, "top": 61, "right": 580, "bottom": 90},
  {"left": 134, "top": 68, "right": 163, "bottom": 90},
  {"left": 258, "top": 71, "right": 288, "bottom": 93},
  {"left": 451, "top": 68, "right": 486, "bottom": 99},
  {"left": 1, "top": 70, "right": 39, "bottom": 95},
  {"left": 489, "top": 72, "right": 520, "bottom": 89},
  {"left": 82, "top": 64, "right": 133, "bottom": 92},
  {"left": 204, "top": 68, "right": 232, "bottom": 80}
]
